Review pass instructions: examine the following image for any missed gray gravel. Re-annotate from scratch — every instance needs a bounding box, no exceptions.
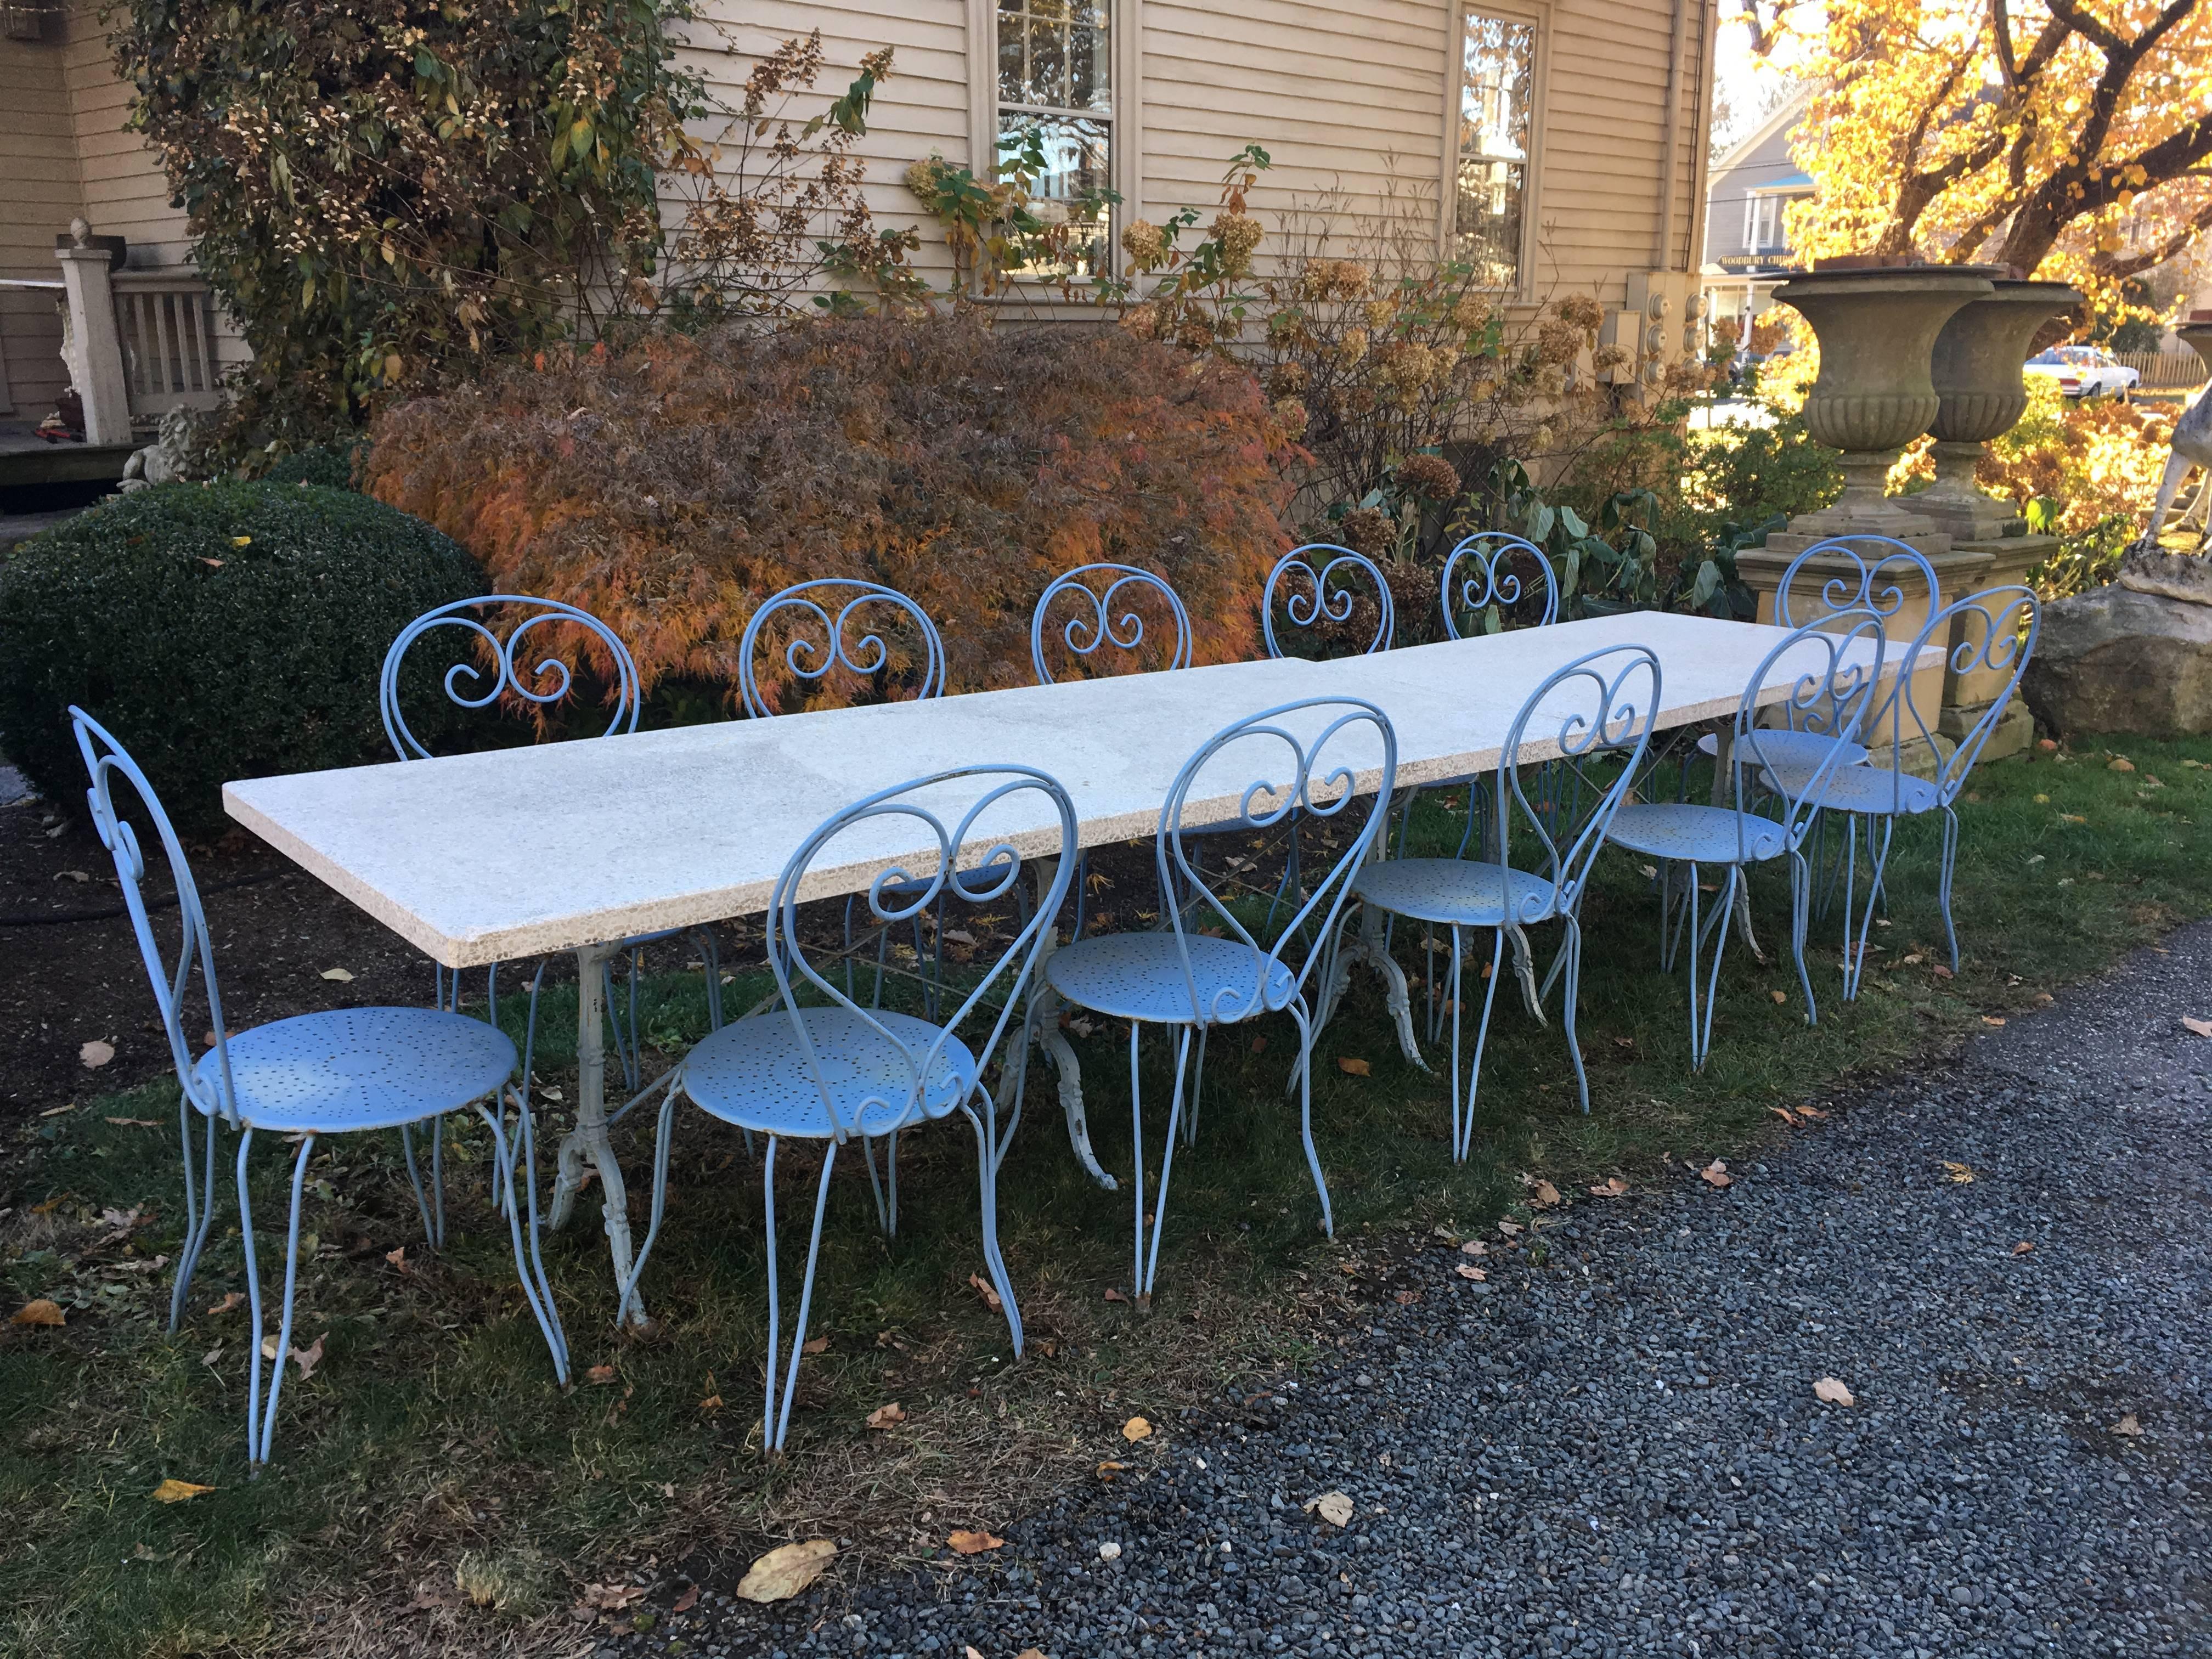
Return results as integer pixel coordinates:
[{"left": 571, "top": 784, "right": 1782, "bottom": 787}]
[{"left": 616, "top": 923, "right": 2212, "bottom": 1659}]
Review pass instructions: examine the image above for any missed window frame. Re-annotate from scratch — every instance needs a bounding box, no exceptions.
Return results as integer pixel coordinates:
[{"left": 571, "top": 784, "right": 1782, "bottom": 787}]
[
  {"left": 968, "top": 0, "right": 1143, "bottom": 290},
  {"left": 1438, "top": 0, "right": 1548, "bottom": 304}
]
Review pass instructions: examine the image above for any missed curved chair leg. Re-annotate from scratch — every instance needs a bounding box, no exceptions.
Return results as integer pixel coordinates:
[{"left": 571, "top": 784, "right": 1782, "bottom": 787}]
[
  {"left": 1451, "top": 928, "right": 1508, "bottom": 1162},
  {"left": 168, "top": 1101, "right": 221, "bottom": 1333},
  {"left": 961, "top": 1103, "right": 1024, "bottom": 1356},
  {"left": 1838, "top": 812, "right": 1896, "bottom": 1002},
  {"left": 1787, "top": 850, "right": 1819, "bottom": 1024},
  {"left": 1287, "top": 1001, "right": 1333, "bottom": 1240},
  {"left": 1558, "top": 914, "right": 1592, "bottom": 1114},
  {"left": 612, "top": 1075, "right": 684, "bottom": 1331},
  {"left": 1506, "top": 924, "right": 1545, "bottom": 1025},
  {"left": 1128, "top": 1023, "right": 1194, "bottom": 1313},
  {"left": 400, "top": 1120, "right": 445, "bottom": 1251},
  {"left": 1938, "top": 806, "right": 1962, "bottom": 970},
  {"left": 1681, "top": 861, "right": 1740, "bottom": 1072},
  {"left": 1185, "top": 1026, "right": 1208, "bottom": 1149},
  {"left": 238, "top": 1126, "right": 316, "bottom": 1472},
  {"left": 473, "top": 1092, "right": 571, "bottom": 1384},
  {"left": 763, "top": 1136, "right": 839, "bottom": 1453}
]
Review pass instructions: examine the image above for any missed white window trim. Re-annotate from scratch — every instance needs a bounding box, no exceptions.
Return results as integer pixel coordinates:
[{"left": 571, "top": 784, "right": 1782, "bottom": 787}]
[
  {"left": 967, "top": 0, "right": 1144, "bottom": 287},
  {"left": 1742, "top": 188, "right": 1808, "bottom": 256},
  {"left": 1438, "top": 0, "right": 1548, "bottom": 306}
]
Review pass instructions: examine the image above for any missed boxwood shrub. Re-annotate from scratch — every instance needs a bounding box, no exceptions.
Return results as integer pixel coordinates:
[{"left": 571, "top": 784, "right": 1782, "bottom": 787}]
[{"left": 0, "top": 480, "right": 484, "bottom": 832}]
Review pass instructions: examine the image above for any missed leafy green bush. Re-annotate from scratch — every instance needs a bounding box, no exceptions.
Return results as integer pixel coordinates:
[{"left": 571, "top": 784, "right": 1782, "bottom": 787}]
[
  {"left": 262, "top": 441, "right": 365, "bottom": 489},
  {"left": 0, "top": 482, "right": 483, "bottom": 831}
]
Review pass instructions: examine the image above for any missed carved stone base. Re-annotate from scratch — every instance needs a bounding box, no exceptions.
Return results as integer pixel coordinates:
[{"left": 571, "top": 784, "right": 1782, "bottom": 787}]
[{"left": 1915, "top": 442, "right": 2024, "bottom": 540}]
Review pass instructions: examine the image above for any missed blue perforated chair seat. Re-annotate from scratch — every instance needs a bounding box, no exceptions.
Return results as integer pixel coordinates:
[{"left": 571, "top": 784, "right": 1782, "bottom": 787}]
[
  {"left": 1773, "top": 764, "right": 1943, "bottom": 818},
  {"left": 1046, "top": 932, "right": 1296, "bottom": 1024},
  {"left": 1607, "top": 803, "right": 1793, "bottom": 866},
  {"left": 681, "top": 1007, "right": 978, "bottom": 1139},
  {"left": 1352, "top": 859, "right": 1560, "bottom": 928},
  {"left": 191, "top": 1008, "right": 516, "bottom": 1133},
  {"left": 1695, "top": 729, "right": 1871, "bottom": 771}
]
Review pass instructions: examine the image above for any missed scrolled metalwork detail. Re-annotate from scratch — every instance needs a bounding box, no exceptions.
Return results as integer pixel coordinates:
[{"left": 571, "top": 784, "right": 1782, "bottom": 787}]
[
  {"left": 1441, "top": 533, "right": 1561, "bottom": 637},
  {"left": 380, "top": 595, "right": 643, "bottom": 760},
  {"left": 740, "top": 578, "right": 947, "bottom": 717},
  {"left": 1262, "top": 545, "right": 1395, "bottom": 659},
  {"left": 1030, "top": 563, "right": 1193, "bottom": 684},
  {"left": 1776, "top": 535, "right": 1941, "bottom": 628}
]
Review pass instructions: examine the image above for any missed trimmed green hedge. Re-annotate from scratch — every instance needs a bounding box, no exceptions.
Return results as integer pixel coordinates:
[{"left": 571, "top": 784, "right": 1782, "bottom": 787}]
[{"left": 0, "top": 481, "right": 484, "bottom": 832}]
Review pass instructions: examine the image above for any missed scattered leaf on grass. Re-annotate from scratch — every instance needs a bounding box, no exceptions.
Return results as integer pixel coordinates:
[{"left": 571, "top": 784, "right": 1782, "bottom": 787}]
[
  {"left": 2113, "top": 1414, "right": 2143, "bottom": 1437},
  {"left": 151, "top": 1478, "right": 214, "bottom": 1503},
  {"left": 1931, "top": 964, "right": 1955, "bottom": 980},
  {"left": 1769, "top": 990, "right": 1787, "bottom": 1005},
  {"left": 2181, "top": 1017, "right": 2212, "bottom": 1039},
  {"left": 1981, "top": 1015, "right": 2006, "bottom": 1028},
  {"left": 1459, "top": 1239, "right": 1488, "bottom": 1256},
  {"left": 1941, "top": 1162, "right": 1976, "bottom": 1183},
  {"left": 1455, "top": 1264, "right": 1487, "bottom": 1282},
  {"left": 1797, "top": 1105, "right": 1829, "bottom": 1120},
  {"left": 11, "top": 1299, "right": 65, "bottom": 1328},
  {"left": 578, "top": 1582, "right": 647, "bottom": 1611},
  {"left": 1588, "top": 1177, "right": 1629, "bottom": 1197},
  {"left": 79, "top": 1040, "right": 114, "bottom": 1069},
  {"left": 947, "top": 1529, "right": 1005, "bottom": 1555},
  {"left": 586, "top": 1364, "right": 618, "bottom": 1385},
  {"left": 36, "top": 1104, "right": 74, "bottom": 1118},
  {"left": 1122, "top": 1415, "right": 1153, "bottom": 1443},
  {"left": 1302, "top": 1491, "right": 1355, "bottom": 1527},
  {"left": 320, "top": 967, "right": 354, "bottom": 982},
  {"left": 867, "top": 1403, "right": 905, "bottom": 1430},
  {"left": 1336, "top": 1057, "right": 1370, "bottom": 1076},
  {"left": 1096, "top": 1460, "right": 1127, "bottom": 1482},
  {"left": 801, "top": 1335, "right": 830, "bottom": 1355},
  {"left": 1770, "top": 1107, "right": 1799, "bottom": 1125},
  {"left": 1498, "top": 1220, "right": 1523, "bottom": 1237},
  {"left": 735, "top": 1540, "right": 836, "bottom": 1603},
  {"left": 966, "top": 1273, "right": 1003, "bottom": 1313},
  {"left": 2059, "top": 813, "right": 2086, "bottom": 825},
  {"left": 2108, "top": 757, "right": 2136, "bottom": 773},
  {"left": 2012, "top": 1241, "right": 2035, "bottom": 1255},
  {"left": 104, "top": 1116, "right": 159, "bottom": 1127},
  {"left": 698, "top": 1394, "right": 722, "bottom": 1413},
  {"left": 1813, "top": 1377, "right": 1855, "bottom": 1407},
  {"left": 1102, "top": 1288, "right": 1129, "bottom": 1304},
  {"left": 670, "top": 1584, "right": 699, "bottom": 1614},
  {"left": 1699, "top": 1160, "right": 1732, "bottom": 1188},
  {"left": 290, "top": 1332, "right": 326, "bottom": 1380},
  {"left": 1525, "top": 1178, "right": 1561, "bottom": 1209},
  {"left": 206, "top": 1291, "right": 243, "bottom": 1315}
]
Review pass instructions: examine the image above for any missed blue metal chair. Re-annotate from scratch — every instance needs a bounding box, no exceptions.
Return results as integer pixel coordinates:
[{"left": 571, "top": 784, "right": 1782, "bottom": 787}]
[
  {"left": 1324, "top": 646, "right": 1658, "bottom": 1143},
  {"left": 1767, "top": 586, "right": 2040, "bottom": 1000},
  {"left": 1031, "top": 562, "right": 1193, "bottom": 684},
  {"left": 1261, "top": 545, "right": 1395, "bottom": 660},
  {"left": 1042, "top": 698, "right": 1397, "bottom": 1310},
  {"left": 380, "top": 595, "right": 721, "bottom": 1101},
  {"left": 69, "top": 708, "right": 567, "bottom": 1471},
  {"left": 1604, "top": 613, "right": 1887, "bottom": 1069},
  {"left": 741, "top": 578, "right": 954, "bottom": 1013},
  {"left": 738, "top": 577, "right": 947, "bottom": 717},
  {"left": 616, "top": 767, "right": 1077, "bottom": 1452}
]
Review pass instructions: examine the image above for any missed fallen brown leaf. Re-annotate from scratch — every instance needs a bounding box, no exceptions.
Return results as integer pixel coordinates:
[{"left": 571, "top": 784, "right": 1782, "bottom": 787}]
[
  {"left": 206, "top": 1291, "right": 244, "bottom": 1315},
  {"left": 1980, "top": 1015, "right": 2006, "bottom": 1028},
  {"left": 1813, "top": 1376, "right": 1855, "bottom": 1407},
  {"left": 966, "top": 1273, "right": 1003, "bottom": 1313},
  {"left": 698, "top": 1394, "right": 723, "bottom": 1412},
  {"left": 1122, "top": 1415, "right": 1153, "bottom": 1443},
  {"left": 801, "top": 1335, "right": 830, "bottom": 1354},
  {"left": 2011, "top": 1240, "right": 2035, "bottom": 1256},
  {"left": 1336, "top": 1057, "right": 1370, "bottom": 1076},
  {"left": 1454, "top": 1264, "right": 1487, "bottom": 1282},
  {"left": 1526, "top": 1177, "right": 1561, "bottom": 1209},
  {"left": 1940, "top": 1161, "right": 1976, "bottom": 1183},
  {"left": 1769, "top": 990, "right": 1787, "bottom": 1005},
  {"left": 578, "top": 1582, "right": 647, "bottom": 1612},
  {"left": 1096, "top": 1459, "right": 1127, "bottom": 1482},
  {"left": 1699, "top": 1160, "right": 1732, "bottom": 1188},
  {"left": 320, "top": 967, "right": 355, "bottom": 982},
  {"left": 1769, "top": 1106, "right": 1799, "bottom": 1125},
  {"left": 1103, "top": 1288, "right": 1130, "bottom": 1304},
  {"left": 150, "top": 1477, "right": 214, "bottom": 1503},
  {"left": 735, "top": 1540, "right": 836, "bottom": 1603},
  {"left": 947, "top": 1529, "right": 1005, "bottom": 1555},
  {"left": 1797, "top": 1105, "right": 1829, "bottom": 1120},
  {"left": 104, "top": 1116, "right": 159, "bottom": 1127},
  {"left": 2113, "top": 1413, "right": 2143, "bottom": 1437},
  {"left": 586, "top": 1364, "right": 618, "bottom": 1385},
  {"left": 79, "top": 1040, "right": 114, "bottom": 1069},
  {"left": 1931, "top": 963, "right": 1955, "bottom": 980},
  {"left": 1459, "top": 1239, "right": 1488, "bottom": 1256},
  {"left": 670, "top": 1584, "right": 699, "bottom": 1614},
  {"left": 866, "top": 1402, "right": 905, "bottom": 1430},
  {"left": 11, "top": 1299, "right": 65, "bottom": 1328},
  {"left": 1498, "top": 1221, "right": 1523, "bottom": 1237},
  {"left": 290, "top": 1331, "right": 326, "bottom": 1381},
  {"left": 1302, "top": 1491, "right": 1355, "bottom": 1527},
  {"left": 1588, "top": 1177, "right": 1630, "bottom": 1197},
  {"left": 2108, "top": 756, "right": 2136, "bottom": 772},
  {"left": 2182, "top": 1016, "right": 2212, "bottom": 1039}
]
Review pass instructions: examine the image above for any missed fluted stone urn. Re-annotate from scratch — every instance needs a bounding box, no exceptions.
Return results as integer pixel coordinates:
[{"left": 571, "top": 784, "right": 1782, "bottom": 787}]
[
  {"left": 2179, "top": 312, "right": 2212, "bottom": 378},
  {"left": 1918, "top": 279, "right": 2081, "bottom": 540},
  {"left": 1765, "top": 264, "right": 1997, "bottom": 556}
]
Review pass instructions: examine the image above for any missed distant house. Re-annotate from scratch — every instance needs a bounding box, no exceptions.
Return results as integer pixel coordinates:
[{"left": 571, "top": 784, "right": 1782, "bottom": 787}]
[
  {"left": 3, "top": 0, "right": 1732, "bottom": 464},
  {"left": 1699, "top": 87, "right": 1813, "bottom": 343}
]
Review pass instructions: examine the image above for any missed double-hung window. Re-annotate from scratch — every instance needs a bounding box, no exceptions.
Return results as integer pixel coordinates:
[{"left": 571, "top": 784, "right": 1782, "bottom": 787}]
[
  {"left": 996, "top": 0, "right": 1114, "bottom": 280},
  {"left": 1453, "top": 8, "right": 1538, "bottom": 291}
]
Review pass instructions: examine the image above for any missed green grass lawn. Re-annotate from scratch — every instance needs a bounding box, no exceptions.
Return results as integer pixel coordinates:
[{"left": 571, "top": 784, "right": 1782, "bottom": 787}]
[{"left": 5, "top": 731, "right": 2211, "bottom": 1658}]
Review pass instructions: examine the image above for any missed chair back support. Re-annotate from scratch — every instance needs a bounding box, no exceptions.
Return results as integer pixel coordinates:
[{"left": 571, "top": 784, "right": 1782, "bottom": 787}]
[
  {"left": 1775, "top": 534, "right": 1941, "bottom": 630},
  {"left": 1482, "top": 646, "right": 1659, "bottom": 916},
  {"left": 1868, "top": 584, "right": 2040, "bottom": 808},
  {"left": 1441, "top": 532, "right": 1561, "bottom": 637},
  {"left": 740, "top": 578, "right": 947, "bottom": 718},
  {"left": 1030, "top": 563, "right": 1193, "bottom": 684},
  {"left": 1730, "top": 610, "right": 1888, "bottom": 861},
  {"left": 381, "top": 595, "right": 642, "bottom": 761},
  {"left": 1262, "top": 545, "right": 1395, "bottom": 659},
  {"left": 766, "top": 766, "right": 1077, "bottom": 1139},
  {"left": 69, "top": 708, "right": 238, "bottom": 1126},
  {"left": 1160, "top": 697, "right": 1398, "bottom": 1022}
]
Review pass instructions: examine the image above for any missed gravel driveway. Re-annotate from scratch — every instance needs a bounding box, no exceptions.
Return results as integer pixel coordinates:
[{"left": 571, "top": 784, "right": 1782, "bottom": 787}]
[{"left": 625, "top": 922, "right": 2212, "bottom": 1659}]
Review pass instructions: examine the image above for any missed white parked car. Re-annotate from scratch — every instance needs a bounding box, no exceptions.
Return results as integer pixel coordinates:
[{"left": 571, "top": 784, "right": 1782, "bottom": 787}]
[{"left": 2024, "top": 345, "right": 2140, "bottom": 400}]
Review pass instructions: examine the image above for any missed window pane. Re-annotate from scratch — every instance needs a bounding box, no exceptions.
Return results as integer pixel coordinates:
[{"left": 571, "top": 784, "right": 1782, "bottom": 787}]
[
  {"left": 998, "top": 113, "right": 1111, "bottom": 279},
  {"left": 1455, "top": 9, "right": 1535, "bottom": 287},
  {"left": 1068, "top": 21, "right": 1109, "bottom": 111}
]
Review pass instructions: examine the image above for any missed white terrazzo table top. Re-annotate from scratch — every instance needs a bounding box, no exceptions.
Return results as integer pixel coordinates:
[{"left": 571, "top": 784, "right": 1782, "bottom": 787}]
[{"left": 224, "top": 611, "right": 1914, "bottom": 968}]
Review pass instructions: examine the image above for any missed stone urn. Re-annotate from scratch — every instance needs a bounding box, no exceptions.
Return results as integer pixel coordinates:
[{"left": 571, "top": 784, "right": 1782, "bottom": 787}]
[
  {"left": 1918, "top": 279, "right": 2080, "bottom": 540},
  {"left": 2178, "top": 311, "right": 2212, "bottom": 379},
  {"left": 1767, "top": 264, "right": 1997, "bottom": 554}
]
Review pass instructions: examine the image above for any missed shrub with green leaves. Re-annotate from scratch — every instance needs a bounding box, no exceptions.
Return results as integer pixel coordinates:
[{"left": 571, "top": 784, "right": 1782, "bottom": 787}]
[{"left": 0, "top": 482, "right": 483, "bottom": 831}]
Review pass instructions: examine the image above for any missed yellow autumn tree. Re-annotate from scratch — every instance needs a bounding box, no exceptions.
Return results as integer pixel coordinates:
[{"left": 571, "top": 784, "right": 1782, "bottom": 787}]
[{"left": 1738, "top": 0, "right": 2212, "bottom": 308}]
